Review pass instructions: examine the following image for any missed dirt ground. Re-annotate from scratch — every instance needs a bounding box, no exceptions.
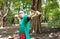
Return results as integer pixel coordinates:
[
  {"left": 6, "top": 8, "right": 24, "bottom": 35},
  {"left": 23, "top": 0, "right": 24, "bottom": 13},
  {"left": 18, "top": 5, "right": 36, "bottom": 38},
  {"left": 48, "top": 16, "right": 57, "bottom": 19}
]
[{"left": 0, "top": 26, "right": 60, "bottom": 39}]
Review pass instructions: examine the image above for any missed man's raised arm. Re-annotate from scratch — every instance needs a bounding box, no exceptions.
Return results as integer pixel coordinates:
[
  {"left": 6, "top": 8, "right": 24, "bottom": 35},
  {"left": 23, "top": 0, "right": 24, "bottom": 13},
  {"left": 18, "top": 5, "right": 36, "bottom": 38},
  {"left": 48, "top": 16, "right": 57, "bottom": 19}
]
[
  {"left": 15, "top": 15, "right": 20, "bottom": 21},
  {"left": 28, "top": 11, "right": 42, "bottom": 18}
]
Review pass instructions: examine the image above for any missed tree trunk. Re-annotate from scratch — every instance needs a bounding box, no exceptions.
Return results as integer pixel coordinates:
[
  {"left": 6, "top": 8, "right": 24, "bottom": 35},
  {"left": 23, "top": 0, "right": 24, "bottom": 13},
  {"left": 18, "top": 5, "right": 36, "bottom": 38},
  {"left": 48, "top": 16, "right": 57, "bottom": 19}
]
[
  {"left": 37, "top": 0, "right": 42, "bottom": 12},
  {"left": 36, "top": 15, "right": 42, "bottom": 34},
  {"left": 30, "top": 0, "right": 36, "bottom": 33},
  {"left": 36, "top": 0, "right": 42, "bottom": 34},
  {"left": 1, "top": 0, "right": 8, "bottom": 27},
  {"left": 31, "top": 0, "right": 42, "bottom": 34},
  {"left": 31, "top": 0, "right": 36, "bottom": 10}
]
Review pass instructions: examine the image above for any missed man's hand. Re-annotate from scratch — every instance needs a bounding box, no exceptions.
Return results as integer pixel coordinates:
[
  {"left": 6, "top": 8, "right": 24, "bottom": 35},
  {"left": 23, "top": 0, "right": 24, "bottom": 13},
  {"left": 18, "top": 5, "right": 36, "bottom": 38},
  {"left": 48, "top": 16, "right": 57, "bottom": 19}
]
[
  {"left": 28, "top": 11, "right": 35, "bottom": 18},
  {"left": 15, "top": 15, "right": 18, "bottom": 17},
  {"left": 15, "top": 15, "right": 19, "bottom": 21},
  {"left": 35, "top": 11, "right": 42, "bottom": 15}
]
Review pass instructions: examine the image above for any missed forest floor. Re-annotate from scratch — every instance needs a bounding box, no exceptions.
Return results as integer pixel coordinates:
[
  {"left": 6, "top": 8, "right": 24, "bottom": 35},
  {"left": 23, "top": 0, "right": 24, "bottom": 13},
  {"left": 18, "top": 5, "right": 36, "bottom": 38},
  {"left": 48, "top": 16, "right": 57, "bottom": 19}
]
[{"left": 0, "top": 24, "right": 60, "bottom": 39}]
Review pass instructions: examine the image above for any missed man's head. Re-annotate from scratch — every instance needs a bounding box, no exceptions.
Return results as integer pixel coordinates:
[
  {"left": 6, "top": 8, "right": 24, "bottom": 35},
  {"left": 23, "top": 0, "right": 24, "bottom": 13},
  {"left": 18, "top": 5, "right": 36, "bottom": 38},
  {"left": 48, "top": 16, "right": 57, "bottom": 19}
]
[{"left": 19, "top": 11, "right": 25, "bottom": 18}]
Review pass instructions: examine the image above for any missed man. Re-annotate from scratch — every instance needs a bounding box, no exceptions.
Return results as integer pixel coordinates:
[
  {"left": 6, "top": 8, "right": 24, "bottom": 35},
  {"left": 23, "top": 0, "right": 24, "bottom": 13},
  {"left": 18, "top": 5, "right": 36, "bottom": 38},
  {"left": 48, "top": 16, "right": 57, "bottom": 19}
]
[{"left": 15, "top": 10, "right": 41, "bottom": 39}]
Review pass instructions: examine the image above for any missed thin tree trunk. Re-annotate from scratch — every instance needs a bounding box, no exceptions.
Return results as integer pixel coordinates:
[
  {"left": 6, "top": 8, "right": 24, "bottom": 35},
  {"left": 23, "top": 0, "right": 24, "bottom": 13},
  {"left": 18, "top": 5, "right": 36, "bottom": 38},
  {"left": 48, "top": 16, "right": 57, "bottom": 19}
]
[
  {"left": 1, "top": 0, "right": 8, "bottom": 27},
  {"left": 37, "top": 0, "right": 42, "bottom": 12},
  {"left": 30, "top": 0, "right": 36, "bottom": 33}
]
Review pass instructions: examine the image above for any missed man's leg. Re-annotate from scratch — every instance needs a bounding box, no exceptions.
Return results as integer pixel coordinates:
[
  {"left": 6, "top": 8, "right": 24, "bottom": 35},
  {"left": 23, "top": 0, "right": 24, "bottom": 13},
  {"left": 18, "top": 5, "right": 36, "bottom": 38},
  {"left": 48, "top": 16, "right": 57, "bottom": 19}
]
[{"left": 25, "top": 31, "right": 30, "bottom": 39}]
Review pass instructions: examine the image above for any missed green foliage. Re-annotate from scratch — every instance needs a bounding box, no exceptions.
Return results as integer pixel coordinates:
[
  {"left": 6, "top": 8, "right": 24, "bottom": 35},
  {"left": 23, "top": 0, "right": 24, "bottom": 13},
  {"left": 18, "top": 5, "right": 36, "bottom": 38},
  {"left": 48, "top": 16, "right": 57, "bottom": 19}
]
[
  {"left": 6, "top": 12, "right": 12, "bottom": 26},
  {"left": 0, "top": 0, "right": 32, "bottom": 26},
  {"left": 42, "top": 0, "right": 60, "bottom": 26}
]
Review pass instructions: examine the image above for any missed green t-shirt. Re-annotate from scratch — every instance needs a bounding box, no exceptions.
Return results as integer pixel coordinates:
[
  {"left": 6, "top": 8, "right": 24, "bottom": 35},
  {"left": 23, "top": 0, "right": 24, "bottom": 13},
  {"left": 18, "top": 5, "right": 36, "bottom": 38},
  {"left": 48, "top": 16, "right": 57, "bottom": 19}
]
[{"left": 19, "top": 15, "right": 31, "bottom": 34}]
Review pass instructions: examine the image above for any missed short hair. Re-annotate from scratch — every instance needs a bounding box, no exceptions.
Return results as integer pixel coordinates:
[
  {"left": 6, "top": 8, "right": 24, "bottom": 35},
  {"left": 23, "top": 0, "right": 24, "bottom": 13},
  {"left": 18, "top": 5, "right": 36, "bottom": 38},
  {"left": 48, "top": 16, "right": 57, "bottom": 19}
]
[{"left": 19, "top": 11, "right": 24, "bottom": 14}]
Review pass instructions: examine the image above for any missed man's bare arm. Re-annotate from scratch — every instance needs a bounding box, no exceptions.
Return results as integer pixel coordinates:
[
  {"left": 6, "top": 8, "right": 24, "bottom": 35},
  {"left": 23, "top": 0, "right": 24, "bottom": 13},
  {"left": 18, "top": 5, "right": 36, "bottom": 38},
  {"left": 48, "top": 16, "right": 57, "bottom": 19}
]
[
  {"left": 28, "top": 11, "right": 42, "bottom": 18},
  {"left": 15, "top": 15, "right": 20, "bottom": 21}
]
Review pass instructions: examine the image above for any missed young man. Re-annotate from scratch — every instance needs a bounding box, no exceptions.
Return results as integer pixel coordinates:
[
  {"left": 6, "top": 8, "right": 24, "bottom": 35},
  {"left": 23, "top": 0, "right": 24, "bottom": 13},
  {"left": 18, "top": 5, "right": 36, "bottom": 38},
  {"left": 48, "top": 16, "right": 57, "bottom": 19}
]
[{"left": 15, "top": 10, "right": 41, "bottom": 39}]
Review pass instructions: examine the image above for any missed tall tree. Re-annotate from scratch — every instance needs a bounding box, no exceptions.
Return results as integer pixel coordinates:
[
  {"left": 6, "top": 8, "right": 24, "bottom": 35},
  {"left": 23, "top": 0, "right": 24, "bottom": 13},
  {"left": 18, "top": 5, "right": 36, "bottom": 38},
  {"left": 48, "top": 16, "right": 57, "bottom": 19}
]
[
  {"left": 36, "top": 0, "right": 42, "bottom": 34},
  {"left": 31, "top": 0, "right": 42, "bottom": 34},
  {"left": 0, "top": 0, "right": 8, "bottom": 27}
]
